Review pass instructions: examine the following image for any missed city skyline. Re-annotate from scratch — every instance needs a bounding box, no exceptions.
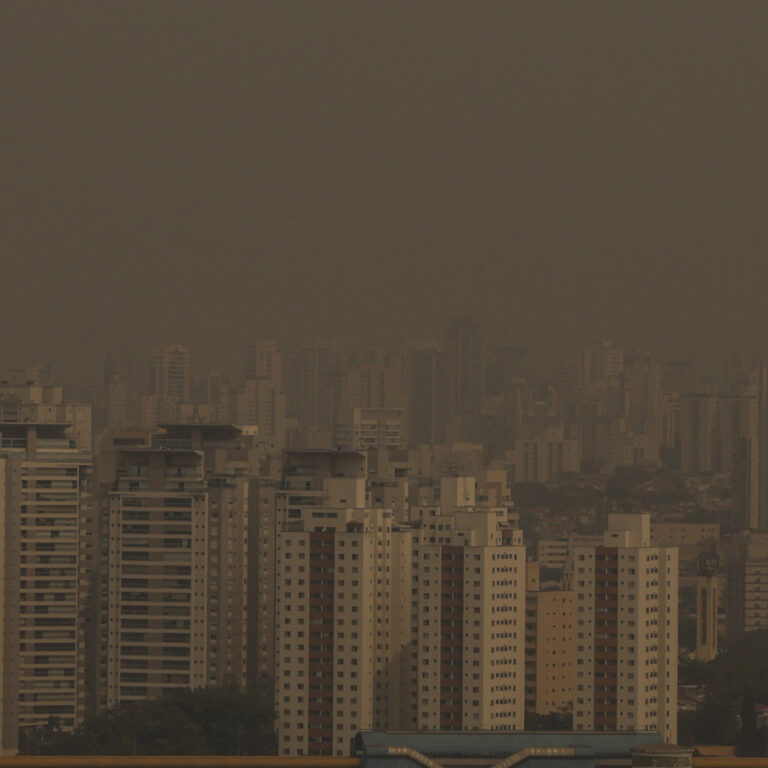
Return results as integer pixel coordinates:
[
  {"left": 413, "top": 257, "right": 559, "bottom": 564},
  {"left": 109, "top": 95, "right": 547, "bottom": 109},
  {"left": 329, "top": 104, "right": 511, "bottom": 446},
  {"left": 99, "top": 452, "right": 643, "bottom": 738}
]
[{"left": 5, "top": 0, "right": 768, "bottom": 760}]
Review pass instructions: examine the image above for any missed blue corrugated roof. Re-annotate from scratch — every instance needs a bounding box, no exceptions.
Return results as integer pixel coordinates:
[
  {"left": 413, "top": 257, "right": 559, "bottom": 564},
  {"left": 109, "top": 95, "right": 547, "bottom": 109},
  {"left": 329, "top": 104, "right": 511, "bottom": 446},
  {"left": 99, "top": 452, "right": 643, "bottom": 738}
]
[{"left": 355, "top": 730, "right": 662, "bottom": 758}]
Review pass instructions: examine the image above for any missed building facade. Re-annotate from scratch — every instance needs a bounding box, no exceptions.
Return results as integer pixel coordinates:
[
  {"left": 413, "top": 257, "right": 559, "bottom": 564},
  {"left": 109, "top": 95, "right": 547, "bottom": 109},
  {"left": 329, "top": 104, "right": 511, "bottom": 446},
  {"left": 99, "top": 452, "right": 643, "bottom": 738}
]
[{"left": 573, "top": 514, "right": 678, "bottom": 743}]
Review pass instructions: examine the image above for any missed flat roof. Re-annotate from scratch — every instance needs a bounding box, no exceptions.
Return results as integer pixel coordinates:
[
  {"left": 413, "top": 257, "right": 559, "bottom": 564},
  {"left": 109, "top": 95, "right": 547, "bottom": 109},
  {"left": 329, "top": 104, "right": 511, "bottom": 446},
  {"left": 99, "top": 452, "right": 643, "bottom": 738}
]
[{"left": 354, "top": 730, "right": 662, "bottom": 758}]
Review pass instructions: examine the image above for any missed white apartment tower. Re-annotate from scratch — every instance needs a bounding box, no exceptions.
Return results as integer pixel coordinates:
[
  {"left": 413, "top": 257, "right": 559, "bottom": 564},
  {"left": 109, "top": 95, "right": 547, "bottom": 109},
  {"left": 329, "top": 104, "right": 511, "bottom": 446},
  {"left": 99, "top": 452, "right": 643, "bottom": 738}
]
[
  {"left": 573, "top": 513, "right": 678, "bottom": 743},
  {"left": 414, "top": 514, "right": 525, "bottom": 731},
  {"left": 275, "top": 502, "right": 413, "bottom": 756},
  {"left": 272, "top": 456, "right": 528, "bottom": 754}
]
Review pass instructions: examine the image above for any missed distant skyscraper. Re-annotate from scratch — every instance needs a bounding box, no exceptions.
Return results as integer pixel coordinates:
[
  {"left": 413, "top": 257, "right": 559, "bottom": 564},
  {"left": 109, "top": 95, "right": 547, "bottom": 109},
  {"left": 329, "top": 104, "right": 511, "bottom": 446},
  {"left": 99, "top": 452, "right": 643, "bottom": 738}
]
[
  {"left": 727, "top": 531, "right": 768, "bottom": 640},
  {"left": 679, "top": 394, "right": 757, "bottom": 475},
  {"left": 335, "top": 407, "right": 404, "bottom": 451},
  {"left": 758, "top": 368, "right": 768, "bottom": 529},
  {"left": 149, "top": 345, "right": 191, "bottom": 403},
  {"left": 285, "top": 340, "right": 345, "bottom": 445},
  {"left": 145, "top": 346, "right": 191, "bottom": 426},
  {"left": 581, "top": 341, "right": 624, "bottom": 391},
  {"left": 246, "top": 340, "right": 283, "bottom": 386},
  {"left": 444, "top": 317, "right": 484, "bottom": 443},
  {"left": 104, "top": 351, "right": 137, "bottom": 430},
  {"left": 405, "top": 345, "right": 444, "bottom": 447},
  {"left": 695, "top": 552, "right": 719, "bottom": 663}
]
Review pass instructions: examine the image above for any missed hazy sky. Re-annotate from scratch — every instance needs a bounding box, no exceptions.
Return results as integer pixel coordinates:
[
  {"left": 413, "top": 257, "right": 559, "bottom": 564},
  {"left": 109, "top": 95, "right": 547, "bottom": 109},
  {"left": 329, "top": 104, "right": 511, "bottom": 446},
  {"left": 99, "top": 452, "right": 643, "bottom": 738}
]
[{"left": 3, "top": 2, "right": 768, "bottom": 381}]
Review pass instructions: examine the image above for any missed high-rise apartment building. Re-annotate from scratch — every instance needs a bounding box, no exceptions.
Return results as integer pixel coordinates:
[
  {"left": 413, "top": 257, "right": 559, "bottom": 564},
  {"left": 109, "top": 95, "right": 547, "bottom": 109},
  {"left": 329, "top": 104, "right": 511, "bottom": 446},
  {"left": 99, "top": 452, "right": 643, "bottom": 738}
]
[
  {"left": 573, "top": 513, "right": 678, "bottom": 743},
  {"left": 103, "top": 352, "right": 137, "bottom": 430},
  {"left": 679, "top": 394, "right": 757, "bottom": 475},
  {"left": 149, "top": 346, "right": 191, "bottom": 403},
  {"left": 246, "top": 341, "right": 283, "bottom": 385},
  {"left": 145, "top": 346, "right": 191, "bottom": 425},
  {"left": 695, "top": 552, "right": 719, "bottom": 662},
  {"left": 251, "top": 450, "right": 368, "bottom": 704},
  {"left": 0, "top": 418, "right": 93, "bottom": 749},
  {"left": 444, "top": 318, "right": 484, "bottom": 443},
  {"left": 335, "top": 408, "right": 404, "bottom": 452},
  {"left": 285, "top": 340, "right": 345, "bottom": 444},
  {"left": 275, "top": 505, "right": 413, "bottom": 756},
  {"left": 581, "top": 342, "right": 624, "bottom": 391},
  {"left": 271, "top": 454, "right": 528, "bottom": 754},
  {"left": 0, "top": 382, "right": 92, "bottom": 453},
  {"left": 405, "top": 346, "right": 445, "bottom": 448},
  {"left": 95, "top": 425, "right": 252, "bottom": 711},
  {"left": 237, "top": 379, "right": 287, "bottom": 451},
  {"left": 727, "top": 531, "right": 768, "bottom": 640},
  {"left": 734, "top": 435, "right": 760, "bottom": 529},
  {"left": 343, "top": 350, "right": 403, "bottom": 413},
  {"left": 412, "top": 508, "right": 525, "bottom": 732},
  {"left": 524, "top": 562, "right": 574, "bottom": 717},
  {"left": 757, "top": 368, "right": 768, "bottom": 530},
  {"left": 507, "top": 430, "right": 581, "bottom": 484},
  {"left": 241, "top": 342, "right": 287, "bottom": 450}
]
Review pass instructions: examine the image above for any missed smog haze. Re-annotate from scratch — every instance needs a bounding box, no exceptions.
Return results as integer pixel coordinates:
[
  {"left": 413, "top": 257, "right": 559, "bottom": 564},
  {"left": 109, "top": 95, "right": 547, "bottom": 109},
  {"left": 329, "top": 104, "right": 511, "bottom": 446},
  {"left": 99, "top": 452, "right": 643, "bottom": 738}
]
[{"left": 3, "top": 1, "right": 768, "bottom": 380}]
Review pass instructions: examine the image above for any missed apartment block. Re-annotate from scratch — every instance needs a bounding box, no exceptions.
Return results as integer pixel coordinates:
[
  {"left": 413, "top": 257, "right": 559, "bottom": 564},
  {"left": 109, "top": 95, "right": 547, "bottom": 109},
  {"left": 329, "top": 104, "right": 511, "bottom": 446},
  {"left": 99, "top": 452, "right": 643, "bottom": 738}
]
[
  {"left": 272, "top": 453, "right": 529, "bottom": 754},
  {"left": 679, "top": 394, "right": 757, "bottom": 475},
  {"left": 411, "top": 504, "right": 526, "bottom": 732},
  {"left": 727, "top": 531, "right": 768, "bottom": 639},
  {"left": 0, "top": 419, "right": 93, "bottom": 746},
  {"left": 98, "top": 425, "right": 252, "bottom": 709},
  {"left": 507, "top": 433, "right": 580, "bottom": 484},
  {"left": 254, "top": 450, "right": 369, "bottom": 703},
  {"left": 573, "top": 513, "right": 678, "bottom": 743},
  {"left": 275, "top": 505, "right": 413, "bottom": 755},
  {"left": 335, "top": 408, "right": 404, "bottom": 452},
  {"left": 524, "top": 562, "right": 574, "bottom": 716}
]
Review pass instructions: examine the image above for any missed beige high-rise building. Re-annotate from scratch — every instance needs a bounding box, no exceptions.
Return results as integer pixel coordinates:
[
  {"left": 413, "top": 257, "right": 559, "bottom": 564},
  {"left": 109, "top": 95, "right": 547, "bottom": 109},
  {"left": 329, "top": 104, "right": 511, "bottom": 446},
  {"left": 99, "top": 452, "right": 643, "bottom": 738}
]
[
  {"left": 149, "top": 346, "right": 191, "bottom": 403},
  {"left": 97, "top": 425, "right": 252, "bottom": 710},
  {"left": 275, "top": 504, "right": 413, "bottom": 756},
  {"left": 695, "top": 553, "right": 719, "bottom": 663},
  {"left": 237, "top": 378, "right": 286, "bottom": 451},
  {"left": 727, "top": 530, "right": 768, "bottom": 639},
  {"left": 343, "top": 351, "right": 403, "bottom": 412},
  {"left": 271, "top": 454, "right": 528, "bottom": 754},
  {"left": 0, "top": 419, "right": 93, "bottom": 749},
  {"left": 679, "top": 394, "right": 757, "bottom": 475},
  {"left": 573, "top": 513, "right": 678, "bottom": 743},
  {"left": 104, "top": 352, "right": 138, "bottom": 430},
  {"left": 524, "top": 562, "right": 574, "bottom": 716},
  {"left": 146, "top": 346, "right": 191, "bottom": 426},
  {"left": 0, "top": 382, "right": 92, "bottom": 452},
  {"left": 413, "top": 512, "right": 526, "bottom": 732},
  {"left": 336, "top": 408, "right": 404, "bottom": 452},
  {"left": 250, "top": 450, "right": 369, "bottom": 701},
  {"left": 246, "top": 341, "right": 283, "bottom": 385},
  {"left": 581, "top": 341, "right": 624, "bottom": 390},
  {"left": 0, "top": 454, "right": 21, "bottom": 754},
  {"left": 507, "top": 430, "right": 581, "bottom": 484}
]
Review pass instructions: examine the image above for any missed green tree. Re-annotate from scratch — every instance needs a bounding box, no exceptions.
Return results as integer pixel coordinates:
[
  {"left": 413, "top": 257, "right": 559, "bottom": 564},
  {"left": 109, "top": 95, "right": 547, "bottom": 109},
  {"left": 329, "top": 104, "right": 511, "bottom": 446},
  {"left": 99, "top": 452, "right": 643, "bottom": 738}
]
[
  {"left": 20, "top": 686, "right": 275, "bottom": 756},
  {"left": 524, "top": 707, "right": 572, "bottom": 731},
  {"left": 738, "top": 688, "right": 764, "bottom": 757}
]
